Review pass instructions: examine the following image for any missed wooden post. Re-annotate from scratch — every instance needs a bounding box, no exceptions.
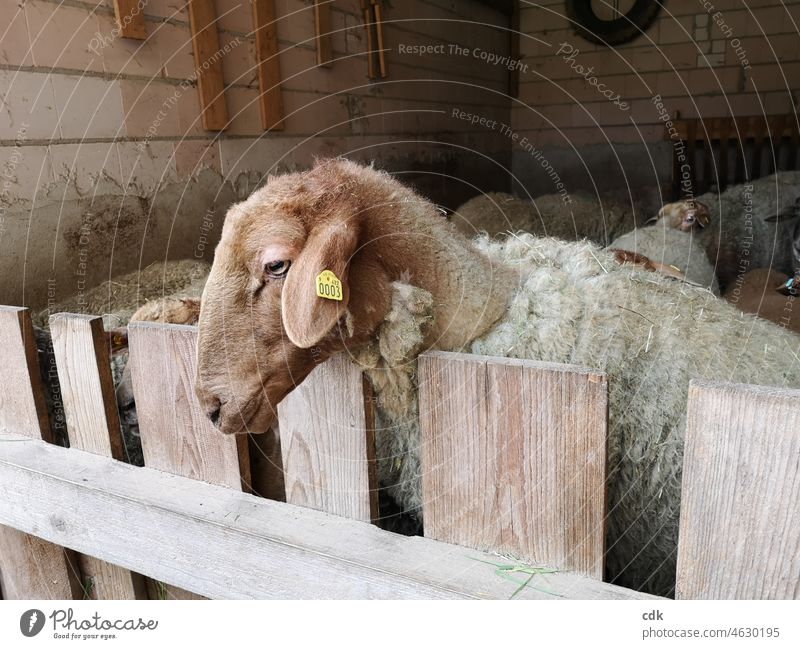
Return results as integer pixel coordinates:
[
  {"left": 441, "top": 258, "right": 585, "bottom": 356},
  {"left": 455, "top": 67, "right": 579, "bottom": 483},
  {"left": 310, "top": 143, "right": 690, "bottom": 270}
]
[
  {"left": 676, "top": 381, "right": 800, "bottom": 599},
  {"left": 112, "top": 0, "right": 147, "bottom": 40},
  {"left": 277, "top": 354, "right": 378, "bottom": 522},
  {"left": 128, "top": 322, "right": 250, "bottom": 599},
  {"left": 314, "top": 0, "right": 333, "bottom": 67},
  {"left": 419, "top": 351, "right": 607, "bottom": 579},
  {"left": 0, "top": 307, "right": 81, "bottom": 599},
  {"left": 188, "top": 0, "right": 229, "bottom": 131},
  {"left": 49, "top": 314, "right": 147, "bottom": 599},
  {"left": 252, "top": 0, "right": 284, "bottom": 130}
]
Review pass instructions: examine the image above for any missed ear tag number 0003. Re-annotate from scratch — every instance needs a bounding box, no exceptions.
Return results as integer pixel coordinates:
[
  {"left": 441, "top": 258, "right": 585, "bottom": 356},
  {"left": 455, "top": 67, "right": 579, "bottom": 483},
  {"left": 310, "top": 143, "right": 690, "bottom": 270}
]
[{"left": 316, "top": 270, "right": 343, "bottom": 301}]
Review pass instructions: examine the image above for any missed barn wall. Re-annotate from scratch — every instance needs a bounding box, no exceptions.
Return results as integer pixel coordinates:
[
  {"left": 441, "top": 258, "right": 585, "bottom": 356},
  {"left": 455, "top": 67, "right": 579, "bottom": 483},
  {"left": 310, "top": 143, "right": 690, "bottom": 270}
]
[
  {"left": 512, "top": 0, "right": 800, "bottom": 201},
  {"left": 0, "top": 0, "right": 512, "bottom": 309}
]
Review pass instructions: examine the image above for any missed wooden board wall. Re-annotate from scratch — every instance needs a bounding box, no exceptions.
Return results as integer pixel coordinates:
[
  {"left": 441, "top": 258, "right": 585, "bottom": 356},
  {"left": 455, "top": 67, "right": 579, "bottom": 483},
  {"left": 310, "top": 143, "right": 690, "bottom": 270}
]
[
  {"left": 419, "top": 351, "right": 607, "bottom": 579},
  {"left": 253, "top": 0, "right": 284, "bottom": 130},
  {"left": 188, "top": 0, "right": 229, "bottom": 131},
  {"left": 677, "top": 381, "right": 800, "bottom": 599}
]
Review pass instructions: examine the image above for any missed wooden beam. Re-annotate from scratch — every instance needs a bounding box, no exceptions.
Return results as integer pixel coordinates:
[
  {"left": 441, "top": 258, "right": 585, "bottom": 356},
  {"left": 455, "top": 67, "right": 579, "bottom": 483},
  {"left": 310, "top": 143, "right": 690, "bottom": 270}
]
[
  {"left": 277, "top": 354, "right": 378, "bottom": 522},
  {"left": 509, "top": 2, "right": 520, "bottom": 98},
  {"left": 0, "top": 307, "right": 80, "bottom": 600},
  {"left": 676, "top": 381, "right": 800, "bottom": 600},
  {"left": 188, "top": 0, "right": 229, "bottom": 131},
  {"left": 128, "top": 321, "right": 250, "bottom": 599},
  {"left": 419, "top": 351, "right": 607, "bottom": 580},
  {"left": 113, "top": 0, "right": 147, "bottom": 40},
  {"left": 252, "top": 0, "right": 284, "bottom": 130},
  {"left": 49, "top": 314, "right": 146, "bottom": 599},
  {"left": 360, "top": 0, "right": 376, "bottom": 80},
  {"left": 314, "top": 0, "right": 333, "bottom": 67},
  {"left": 0, "top": 433, "right": 658, "bottom": 600},
  {"left": 371, "top": 1, "right": 387, "bottom": 78}
]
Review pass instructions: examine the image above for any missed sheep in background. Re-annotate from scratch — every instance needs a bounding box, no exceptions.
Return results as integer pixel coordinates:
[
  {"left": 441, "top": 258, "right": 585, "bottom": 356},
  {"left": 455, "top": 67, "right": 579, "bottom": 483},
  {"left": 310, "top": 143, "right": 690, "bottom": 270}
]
[
  {"left": 34, "top": 261, "right": 210, "bottom": 464},
  {"left": 724, "top": 268, "right": 800, "bottom": 334},
  {"left": 694, "top": 171, "right": 800, "bottom": 289},
  {"left": 608, "top": 200, "right": 720, "bottom": 294},
  {"left": 194, "top": 159, "right": 800, "bottom": 596},
  {"left": 453, "top": 190, "right": 640, "bottom": 245}
]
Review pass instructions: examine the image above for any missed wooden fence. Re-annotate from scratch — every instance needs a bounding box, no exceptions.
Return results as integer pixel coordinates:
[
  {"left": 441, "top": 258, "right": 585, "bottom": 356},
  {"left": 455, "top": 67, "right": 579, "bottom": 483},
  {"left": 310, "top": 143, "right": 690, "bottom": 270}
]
[{"left": 0, "top": 305, "right": 798, "bottom": 600}]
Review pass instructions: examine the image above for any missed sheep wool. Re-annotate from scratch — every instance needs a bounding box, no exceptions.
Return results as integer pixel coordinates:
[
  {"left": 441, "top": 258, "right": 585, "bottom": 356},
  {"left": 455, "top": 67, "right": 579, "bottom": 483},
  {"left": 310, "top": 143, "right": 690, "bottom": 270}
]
[
  {"left": 360, "top": 232, "right": 800, "bottom": 597},
  {"left": 453, "top": 191, "right": 638, "bottom": 245},
  {"left": 608, "top": 222, "right": 721, "bottom": 295}
]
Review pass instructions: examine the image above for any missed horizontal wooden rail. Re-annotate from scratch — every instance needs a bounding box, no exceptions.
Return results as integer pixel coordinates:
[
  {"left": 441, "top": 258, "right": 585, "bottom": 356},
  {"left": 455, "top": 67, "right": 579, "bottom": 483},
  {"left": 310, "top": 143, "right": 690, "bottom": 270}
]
[{"left": 0, "top": 432, "right": 656, "bottom": 600}]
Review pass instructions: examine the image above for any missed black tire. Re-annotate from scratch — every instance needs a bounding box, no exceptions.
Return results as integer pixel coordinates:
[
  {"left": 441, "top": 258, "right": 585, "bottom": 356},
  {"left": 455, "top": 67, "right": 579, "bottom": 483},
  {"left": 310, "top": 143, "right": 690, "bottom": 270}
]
[{"left": 565, "top": 0, "right": 664, "bottom": 46}]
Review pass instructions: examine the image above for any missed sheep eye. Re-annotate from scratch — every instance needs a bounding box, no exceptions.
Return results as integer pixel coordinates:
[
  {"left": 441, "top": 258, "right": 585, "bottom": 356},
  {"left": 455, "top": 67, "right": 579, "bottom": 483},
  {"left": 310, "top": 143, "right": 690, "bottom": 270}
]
[
  {"left": 265, "top": 260, "right": 291, "bottom": 279},
  {"left": 685, "top": 214, "right": 696, "bottom": 223}
]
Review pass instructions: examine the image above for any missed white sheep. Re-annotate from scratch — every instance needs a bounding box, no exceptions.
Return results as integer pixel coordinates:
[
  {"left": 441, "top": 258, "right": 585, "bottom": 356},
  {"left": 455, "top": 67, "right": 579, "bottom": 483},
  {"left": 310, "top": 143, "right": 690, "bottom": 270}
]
[
  {"left": 607, "top": 220, "right": 720, "bottom": 294},
  {"left": 195, "top": 159, "right": 800, "bottom": 597},
  {"left": 453, "top": 190, "right": 639, "bottom": 245}
]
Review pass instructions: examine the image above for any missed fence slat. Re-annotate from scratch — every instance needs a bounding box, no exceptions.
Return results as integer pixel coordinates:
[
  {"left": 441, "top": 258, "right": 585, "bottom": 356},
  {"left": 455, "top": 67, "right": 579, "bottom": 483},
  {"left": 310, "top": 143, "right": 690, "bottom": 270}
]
[
  {"left": 676, "top": 381, "right": 800, "bottom": 599},
  {"left": 419, "top": 351, "right": 607, "bottom": 579},
  {"left": 0, "top": 306, "right": 80, "bottom": 599},
  {"left": 313, "top": 0, "right": 333, "bottom": 66},
  {"left": 0, "top": 433, "right": 658, "bottom": 600},
  {"left": 278, "top": 354, "right": 378, "bottom": 521},
  {"left": 128, "top": 322, "right": 250, "bottom": 599},
  {"left": 49, "top": 314, "right": 146, "bottom": 600}
]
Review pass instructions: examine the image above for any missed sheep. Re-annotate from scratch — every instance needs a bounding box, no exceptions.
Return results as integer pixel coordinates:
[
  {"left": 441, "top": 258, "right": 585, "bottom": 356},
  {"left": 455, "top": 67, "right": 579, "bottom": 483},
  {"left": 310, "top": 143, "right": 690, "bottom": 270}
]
[
  {"left": 453, "top": 190, "right": 639, "bottom": 245},
  {"left": 723, "top": 268, "right": 800, "bottom": 334},
  {"left": 194, "top": 159, "right": 800, "bottom": 597},
  {"left": 607, "top": 205, "right": 720, "bottom": 295},
  {"left": 693, "top": 171, "right": 800, "bottom": 289},
  {"left": 34, "top": 260, "right": 210, "bottom": 464}
]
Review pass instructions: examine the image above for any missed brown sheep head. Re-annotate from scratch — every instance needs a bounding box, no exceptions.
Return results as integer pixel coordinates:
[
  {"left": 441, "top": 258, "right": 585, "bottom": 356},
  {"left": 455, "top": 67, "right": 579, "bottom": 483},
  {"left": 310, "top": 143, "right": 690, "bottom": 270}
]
[
  {"left": 650, "top": 200, "right": 711, "bottom": 232},
  {"left": 195, "top": 161, "right": 393, "bottom": 434}
]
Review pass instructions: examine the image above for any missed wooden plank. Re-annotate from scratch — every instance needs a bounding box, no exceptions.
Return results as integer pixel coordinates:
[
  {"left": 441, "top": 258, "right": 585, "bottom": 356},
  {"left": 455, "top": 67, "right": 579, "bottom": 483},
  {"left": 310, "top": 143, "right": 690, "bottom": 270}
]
[
  {"left": 701, "top": 119, "right": 713, "bottom": 194},
  {"left": 360, "top": 0, "right": 376, "bottom": 79},
  {"left": 676, "top": 381, "right": 800, "bottom": 599},
  {"left": 686, "top": 120, "right": 697, "bottom": 198},
  {"left": 277, "top": 354, "right": 378, "bottom": 521},
  {"left": 188, "top": 0, "right": 229, "bottom": 131},
  {"left": 0, "top": 306, "right": 80, "bottom": 600},
  {"left": 314, "top": 0, "right": 333, "bottom": 67},
  {"left": 752, "top": 116, "right": 766, "bottom": 180},
  {"left": 508, "top": 1, "right": 520, "bottom": 98},
  {"left": 128, "top": 322, "right": 249, "bottom": 490},
  {"left": 253, "top": 0, "right": 284, "bottom": 130},
  {"left": 419, "top": 351, "right": 607, "bottom": 579},
  {"left": 112, "top": 0, "right": 147, "bottom": 40},
  {"left": 0, "top": 433, "right": 658, "bottom": 599},
  {"left": 768, "top": 114, "right": 786, "bottom": 174},
  {"left": 49, "top": 314, "right": 146, "bottom": 600},
  {"left": 719, "top": 117, "right": 730, "bottom": 190},
  {"left": 128, "top": 321, "right": 250, "bottom": 599},
  {"left": 734, "top": 116, "right": 750, "bottom": 183},
  {"left": 371, "top": 1, "right": 387, "bottom": 78}
]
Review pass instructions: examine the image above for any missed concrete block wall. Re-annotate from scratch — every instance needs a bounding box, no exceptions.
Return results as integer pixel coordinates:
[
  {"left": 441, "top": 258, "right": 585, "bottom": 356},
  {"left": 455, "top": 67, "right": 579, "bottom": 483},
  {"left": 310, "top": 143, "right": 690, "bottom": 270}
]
[
  {"left": 512, "top": 0, "right": 800, "bottom": 199},
  {"left": 0, "top": 0, "right": 512, "bottom": 309}
]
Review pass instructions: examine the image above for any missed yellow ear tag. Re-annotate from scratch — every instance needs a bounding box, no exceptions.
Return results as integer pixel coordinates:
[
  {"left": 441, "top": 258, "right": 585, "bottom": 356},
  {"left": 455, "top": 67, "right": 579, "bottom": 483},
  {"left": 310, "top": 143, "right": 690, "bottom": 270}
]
[{"left": 315, "top": 270, "right": 343, "bottom": 301}]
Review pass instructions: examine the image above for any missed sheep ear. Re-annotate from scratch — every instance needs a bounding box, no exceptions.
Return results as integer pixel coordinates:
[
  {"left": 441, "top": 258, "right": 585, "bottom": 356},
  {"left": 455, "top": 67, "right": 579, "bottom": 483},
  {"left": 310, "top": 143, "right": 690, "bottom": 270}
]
[
  {"left": 281, "top": 220, "right": 359, "bottom": 348},
  {"left": 693, "top": 201, "right": 711, "bottom": 228}
]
